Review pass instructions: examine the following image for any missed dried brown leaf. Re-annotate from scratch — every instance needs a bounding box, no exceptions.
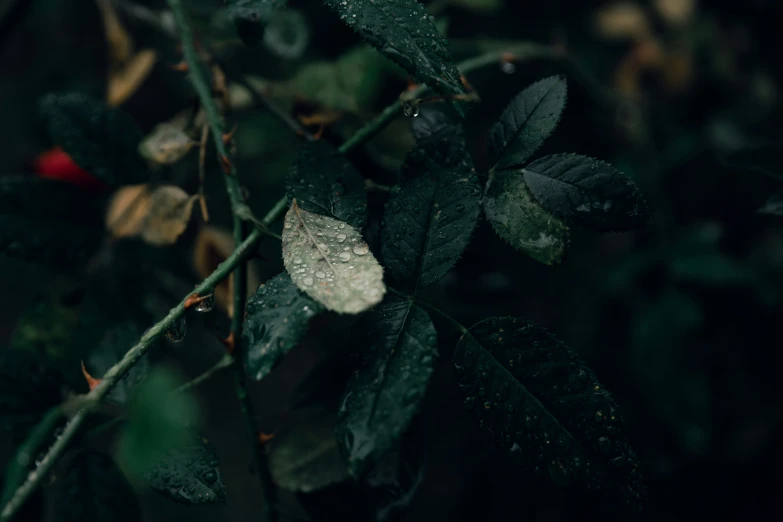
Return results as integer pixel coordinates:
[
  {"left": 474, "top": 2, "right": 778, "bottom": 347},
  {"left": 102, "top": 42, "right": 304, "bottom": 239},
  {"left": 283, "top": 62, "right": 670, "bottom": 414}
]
[
  {"left": 139, "top": 122, "right": 195, "bottom": 165},
  {"left": 106, "top": 184, "right": 197, "bottom": 246},
  {"left": 108, "top": 49, "right": 158, "bottom": 107}
]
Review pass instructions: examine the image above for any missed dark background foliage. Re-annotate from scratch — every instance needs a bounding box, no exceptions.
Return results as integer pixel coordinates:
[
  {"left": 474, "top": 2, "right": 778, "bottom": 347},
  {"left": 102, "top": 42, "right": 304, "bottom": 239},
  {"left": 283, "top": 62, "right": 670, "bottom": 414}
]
[{"left": 1, "top": 0, "right": 782, "bottom": 521}]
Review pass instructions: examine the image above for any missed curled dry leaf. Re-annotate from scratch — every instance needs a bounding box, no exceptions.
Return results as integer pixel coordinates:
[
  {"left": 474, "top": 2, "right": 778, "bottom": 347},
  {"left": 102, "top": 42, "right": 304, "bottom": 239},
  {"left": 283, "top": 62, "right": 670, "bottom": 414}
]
[
  {"left": 106, "top": 184, "right": 198, "bottom": 246},
  {"left": 108, "top": 49, "right": 158, "bottom": 107},
  {"left": 139, "top": 123, "right": 195, "bottom": 165},
  {"left": 193, "top": 226, "right": 260, "bottom": 317},
  {"left": 282, "top": 201, "right": 385, "bottom": 314}
]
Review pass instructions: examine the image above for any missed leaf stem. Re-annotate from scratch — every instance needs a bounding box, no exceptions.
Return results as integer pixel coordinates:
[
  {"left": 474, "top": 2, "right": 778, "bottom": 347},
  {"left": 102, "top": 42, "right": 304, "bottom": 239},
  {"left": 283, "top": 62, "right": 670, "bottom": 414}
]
[{"left": 387, "top": 287, "right": 468, "bottom": 334}]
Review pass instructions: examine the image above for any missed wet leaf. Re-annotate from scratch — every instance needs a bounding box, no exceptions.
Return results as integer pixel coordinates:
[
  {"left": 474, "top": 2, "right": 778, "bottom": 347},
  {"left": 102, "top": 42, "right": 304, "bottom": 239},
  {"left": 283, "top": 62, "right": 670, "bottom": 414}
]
[
  {"left": 453, "top": 317, "right": 646, "bottom": 510},
  {"left": 268, "top": 405, "right": 349, "bottom": 492},
  {"left": 381, "top": 131, "right": 481, "bottom": 292},
  {"left": 484, "top": 172, "right": 569, "bottom": 265},
  {"left": 411, "top": 106, "right": 456, "bottom": 143},
  {"left": 286, "top": 141, "right": 367, "bottom": 228},
  {"left": 39, "top": 92, "right": 149, "bottom": 186},
  {"left": 322, "top": 0, "right": 465, "bottom": 96},
  {"left": 106, "top": 184, "right": 198, "bottom": 246},
  {"left": 243, "top": 273, "right": 325, "bottom": 381},
  {"left": 758, "top": 192, "right": 783, "bottom": 216},
  {"left": 56, "top": 451, "right": 141, "bottom": 522},
  {"left": 138, "top": 123, "right": 194, "bottom": 165},
  {"left": 488, "top": 76, "right": 567, "bottom": 170},
  {"left": 117, "top": 367, "right": 199, "bottom": 480},
  {"left": 145, "top": 440, "right": 226, "bottom": 504},
  {"left": 335, "top": 297, "right": 437, "bottom": 476},
  {"left": 522, "top": 153, "right": 650, "bottom": 231},
  {"left": 281, "top": 201, "right": 385, "bottom": 314}
]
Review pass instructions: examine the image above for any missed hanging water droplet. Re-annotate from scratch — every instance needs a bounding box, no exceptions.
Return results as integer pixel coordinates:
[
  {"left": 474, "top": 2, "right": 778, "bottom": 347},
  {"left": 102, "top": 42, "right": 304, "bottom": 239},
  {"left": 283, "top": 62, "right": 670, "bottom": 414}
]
[
  {"left": 500, "top": 61, "right": 516, "bottom": 74},
  {"left": 165, "top": 316, "right": 186, "bottom": 342},
  {"left": 196, "top": 293, "right": 214, "bottom": 313},
  {"left": 203, "top": 471, "right": 218, "bottom": 484},
  {"left": 402, "top": 100, "right": 420, "bottom": 117}
]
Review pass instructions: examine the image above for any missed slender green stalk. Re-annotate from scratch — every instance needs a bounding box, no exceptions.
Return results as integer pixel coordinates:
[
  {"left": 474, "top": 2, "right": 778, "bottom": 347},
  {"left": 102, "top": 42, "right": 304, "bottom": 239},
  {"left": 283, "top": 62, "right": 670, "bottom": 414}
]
[{"left": 174, "top": 353, "right": 234, "bottom": 394}]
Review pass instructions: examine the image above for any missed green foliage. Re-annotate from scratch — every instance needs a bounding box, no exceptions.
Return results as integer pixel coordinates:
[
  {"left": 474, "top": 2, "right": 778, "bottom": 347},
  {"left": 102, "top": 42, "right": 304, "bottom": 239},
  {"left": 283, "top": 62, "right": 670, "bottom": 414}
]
[
  {"left": 0, "top": 177, "right": 103, "bottom": 266},
  {"left": 522, "top": 154, "right": 650, "bottom": 231},
  {"left": 334, "top": 297, "right": 437, "bottom": 476},
  {"left": 243, "top": 272, "right": 324, "bottom": 381},
  {"left": 268, "top": 405, "right": 350, "bottom": 492},
  {"left": 281, "top": 202, "right": 386, "bottom": 314},
  {"left": 484, "top": 171, "right": 570, "bottom": 265},
  {"left": 144, "top": 440, "right": 226, "bottom": 504},
  {"left": 453, "top": 317, "right": 646, "bottom": 510},
  {"left": 381, "top": 129, "right": 481, "bottom": 291},
  {"left": 286, "top": 141, "right": 368, "bottom": 228},
  {"left": 488, "top": 76, "right": 567, "bottom": 171},
  {"left": 226, "top": 0, "right": 288, "bottom": 46},
  {"left": 86, "top": 321, "right": 148, "bottom": 404},
  {"left": 116, "top": 367, "right": 199, "bottom": 480},
  {"left": 322, "top": 0, "right": 465, "bottom": 96},
  {"left": 55, "top": 451, "right": 141, "bottom": 522},
  {"left": 39, "top": 93, "right": 148, "bottom": 186}
]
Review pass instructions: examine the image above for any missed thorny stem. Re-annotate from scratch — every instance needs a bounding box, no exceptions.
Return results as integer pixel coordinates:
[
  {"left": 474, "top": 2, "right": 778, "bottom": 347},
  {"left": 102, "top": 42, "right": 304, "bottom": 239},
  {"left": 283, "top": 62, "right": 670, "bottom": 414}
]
[
  {"left": 165, "top": 0, "right": 279, "bottom": 519},
  {"left": 1, "top": 32, "right": 537, "bottom": 522}
]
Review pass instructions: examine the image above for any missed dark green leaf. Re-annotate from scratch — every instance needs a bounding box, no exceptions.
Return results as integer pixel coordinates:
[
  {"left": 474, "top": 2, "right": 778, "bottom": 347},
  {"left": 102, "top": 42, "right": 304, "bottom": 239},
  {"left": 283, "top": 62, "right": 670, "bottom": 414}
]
[
  {"left": 56, "top": 451, "right": 141, "bottom": 522},
  {"left": 453, "top": 317, "right": 646, "bottom": 510},
  {"left": 484, "top": 172, "right": 569, "bottom": 265},
  {"left": 488, "top": 76, "right": 567, "bottom": 170},
  {"left": 411, "top": 106, "right": 456, "bottom": 143},
  {"left": 0, "top": 347, "right": 63, "bottom": 441},
  {"left": 39, "top": 92, "right": 148, "bottom": 186},
  {"left": 365, "top": 437, "right": 425, "bottom": 522},
  {"left": 335, "top": 297, "right": 437, "bottom": 476},
  {"left": 723, "top": 143, "right": 783, "bottom": 179},
  {"left": 0, "top": 177, "right": 103, "bottom": 266},
  {"left": 145, "top": 440, "right": 226, "bottom": 504},
  {"left": 117, "top": 367, "right": 199, "bottom": 480},
  {"left": 522, "top": 153, "right": 650, "bottom": 231},
  {"left": 268, "top": 405, "right": 349, "bottom": 492},
  {"left": 226, "top": 0, "right": 288, "bottom": 46},
  {"left": 322, "top": 0, "right": 465, "bottom": 96},
  {"left": 759, "top": 192, "right": 783, "bottom": 216},
  {"left": 87, "top": 321, "right": 148, "bottom": 404},
  {"left": 286, "top": 140, "right": 367, "bottom": 228},
  {"left": 381, "top": 132, "right": 481, "bottom": 291},
  {"left": 244, "top": 272, "right": 324, "bottom": 381}
]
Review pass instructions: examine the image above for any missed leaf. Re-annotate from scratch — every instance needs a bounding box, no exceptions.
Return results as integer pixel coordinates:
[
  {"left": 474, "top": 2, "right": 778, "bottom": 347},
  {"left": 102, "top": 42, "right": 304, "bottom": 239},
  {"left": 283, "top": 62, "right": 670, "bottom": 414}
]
[
  {"left": 39, "top": 92, "right": 149, "bottom": 186},
  {"left": 453, "top": 317, "right": 646, "bottom": 510},
  {"left": 145, "top": 440, "right": 226, "bottom": 504},
  {"left": 108, "top": 49, "right": 158, "bottom": 107},
  {"left": 0, "top": 348, "right": 63, "bottom": 441},
  {"left": 365, "top": 433, "right": 426, "bottom": 522},
  {"left": 286, "top": 141, "right": 367, "bottom": 228},
  {"left": 268, "top": 405, "right": 350, "bottom": 492},
  {"left": 226, "top": 0, "right": 288, "bottom": 46},
  {"left": 411, "top": 105, "right": 457, "bottom": 143},
  {"left": 243, "top": 273, "right": 325, "bottom": 381},
  {"left": 86, "top": 321, "right": 148, "bottom": 404},
  {"left": 138, "top": 123, "right": 195, "bottom": 165},
  {"left": 334, "top": 297, "right": 437, "bottom": 475},
  {"left": 0, "top": 176, "right": 104, "bottom": 266},
  {"left": 281, "top": 201, "right": 385, "bottom": 314},
  {"left": 106, "top": 184, "right": 198, "bottom": 246},
  {"left": 381, "top": 132, "right": 481, "bottom": 291},
  {"left": 484, "top": 172, "right": 569, "bottom": 265},
  {"left": 289, "top": 46, "right": 403, "bottom": 114},
  {"left": 522, "top": 153, "right": 650, "bottom": 231},
  {"left": 759, "top": 192, "right": 783, "bottom": 216},
  {"left": 117, "top": 367, "right": 199, "bottom": 480},
  {"left": 488, "top": 76, "right": 568, "bottom": 170},
  {"left": 56, "top": 451, "right": 141, "bottom": 522},
  {"left": 322, "top": 0, "right": 465, "bottom": 96}
]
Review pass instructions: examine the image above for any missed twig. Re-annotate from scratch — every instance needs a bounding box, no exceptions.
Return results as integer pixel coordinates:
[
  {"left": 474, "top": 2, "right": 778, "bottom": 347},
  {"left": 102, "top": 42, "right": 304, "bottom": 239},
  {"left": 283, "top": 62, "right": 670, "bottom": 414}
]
[{"left": 198, "top": 123, "right": 210, "bottom": 222}]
